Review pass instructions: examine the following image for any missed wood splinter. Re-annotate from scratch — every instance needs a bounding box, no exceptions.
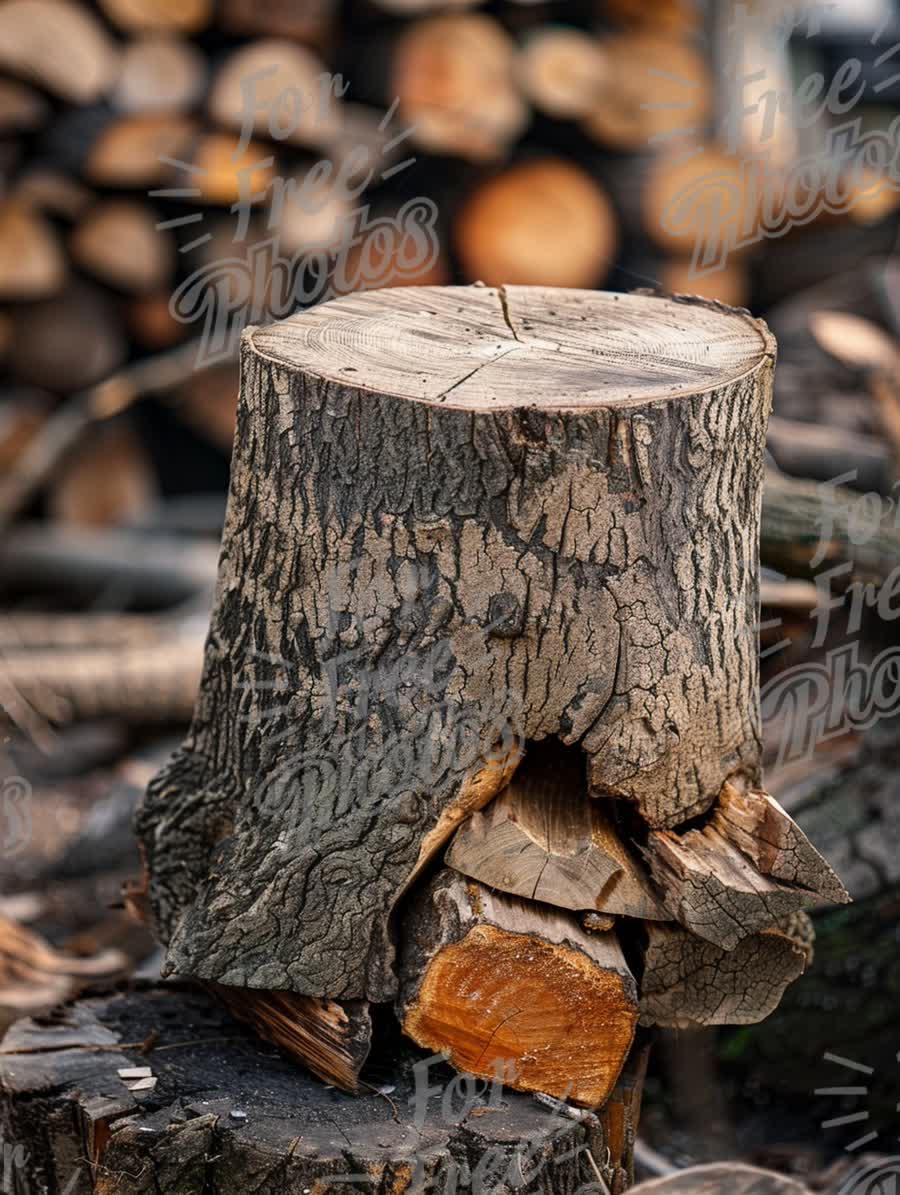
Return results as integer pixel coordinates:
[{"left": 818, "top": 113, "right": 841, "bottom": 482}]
[{"left": 644, "top": 786, "right": 849, "bottom": 951}]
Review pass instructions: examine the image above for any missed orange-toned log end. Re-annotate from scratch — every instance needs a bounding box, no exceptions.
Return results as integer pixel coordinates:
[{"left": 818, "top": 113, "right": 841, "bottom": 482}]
[{"left": 399, "top": 873, "right": 639, "bottom": 1108}]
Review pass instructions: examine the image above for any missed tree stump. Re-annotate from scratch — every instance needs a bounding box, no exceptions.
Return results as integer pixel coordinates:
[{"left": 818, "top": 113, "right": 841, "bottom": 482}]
[
  {"left": 0, "top": 983, "right": 647, "bottom": 1194},
  {"left": 136, "top": 285, "right": 845, "bottom": 1109}
]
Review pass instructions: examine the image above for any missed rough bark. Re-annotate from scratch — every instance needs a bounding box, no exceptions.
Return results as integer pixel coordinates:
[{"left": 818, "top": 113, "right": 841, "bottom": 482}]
[
  {"left": 644, "top": 803, "right": 844, "bottom": 953},
  {"left": 0, "top": 985, "right": 640, "bottom": 1195},
  {"left": 397, "top": 870, "right": 639, "bottom": 1108},
  {"left": 137, "top": 284, "right": 774, "bottom": 1004},
  {"left": 638, "top": 918, "right": 809, "bottom": 1029}
]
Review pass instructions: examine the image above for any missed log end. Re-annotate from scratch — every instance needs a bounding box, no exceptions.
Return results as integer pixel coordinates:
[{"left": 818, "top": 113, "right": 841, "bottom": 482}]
[{"left": 402, "top": 921, "right": 638, "bottom": 1107}]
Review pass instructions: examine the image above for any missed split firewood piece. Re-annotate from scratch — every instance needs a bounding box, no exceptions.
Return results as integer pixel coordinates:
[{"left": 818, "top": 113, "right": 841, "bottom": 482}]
[
  {"left": 583, "top": 34, "right": 711, "bottom": 152},
  {"left": 87, "top": 114, "right": 196, "bottom": 187},
  {"left": 0, "top": 915, "right": 128, "bottom": 1031},
  {"left": 602, "top": 0, "right": 702, "bottom": 36},
  {"left": 48, "top": 419, "right": 158, "bottom": 527},
  {"left": 454, "top": 158, "right": 617, "bottom": 287},
  {"left": 638, "top": 918, "right": 809, "bottom": 1029},
  {"left": 71, "top": 200, "right": 175, "bottom": 294},
  {"left": 398, "top": 871, "right": 639, "bottom": 1107},
  {"left": 0, "top": 78, "right": 48, "bottom": 134},
  {"left": 661, "top": 258, "right": 749, "bottom": 309},
  {"left": 0, "top": 0, "right": 119, "bottom": 104},
  {"left": 516, "top": 27, "right": 608, "bottom": 120},
  {"left": 220, "top": 0, "right": 336, "bottom": 42},
  {"left": 98, "top": 0, "right": 212, "bottom": 34},
  {"left": 208, "top": 984, "right": 371, "bottom": 1093},
  {"left": 188, "top": 133, "right": 277, "bottom": 206},
  {"left": 209, "top": 39, "right": 341, "bottom": 149},
  {"left": 8, "top": 281, "right": 126, "bottom": 392},
  {"left": 446, "top": 741, "right": 668, "bottom": 919},
  {"left": 113, "top": 35, "right": 207, "bottom": 115},
  {"left": 643, "top": 145, "right": 758, "bottom": 258},
  {"left": 12, "top": 168, "right": 92, "bottom": 222},
  {"left": 644, "top": 800, "right": 846, "bottom": 952},
  {"left": 714, "top": 783, "right": 850, "bottom": 906},
  {"left": 632, "top": 1163, "right": 812, "bottom": 1194},
  {"left": 391, "top": 13, "right": 527, "bottom": 161},
  {"left": 0, "top": 632, "right": 205, "bottom": 727},
  {"left": 0, "top": 200, "right": 66, "bottom": 301}
]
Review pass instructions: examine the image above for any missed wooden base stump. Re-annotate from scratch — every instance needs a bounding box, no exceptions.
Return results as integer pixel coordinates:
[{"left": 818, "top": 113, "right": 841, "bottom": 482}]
[{"left": 0, "top": 984, "right": 645, "bottom": 1194}]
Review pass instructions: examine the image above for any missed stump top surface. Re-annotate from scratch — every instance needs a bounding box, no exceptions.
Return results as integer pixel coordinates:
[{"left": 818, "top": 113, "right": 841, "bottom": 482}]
[{"left": 248, "top": 285, "right": 773, "bottom": 410}]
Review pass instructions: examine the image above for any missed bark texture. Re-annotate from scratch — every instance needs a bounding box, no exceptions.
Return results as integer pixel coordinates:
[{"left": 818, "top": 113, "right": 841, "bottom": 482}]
[{"left": 137, "top": 284, "right": 775, "bottom": 1002}]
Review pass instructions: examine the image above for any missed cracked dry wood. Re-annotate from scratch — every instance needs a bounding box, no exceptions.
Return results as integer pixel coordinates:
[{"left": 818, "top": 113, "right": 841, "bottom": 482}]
[
  {"left": 207, "top": 983, "right": 372, "bottom": 1093},
  {"left": 137, "top": 284, "right": 774, "bottom": 1003},
  {"left": 398, "top": 870, "right": 639, "bottom": 1107},
  {"left": 638, "top": 916, "right": 810, "bottom": 1029},
  {"left": 644, "top": 787, "right": 849, "bottom": 951},
  {"left": 0, "top": 985, "right": 641, "bottom": 1194},
  {"left": 446, "top": 739, "right": 669, "bottom": 919}
]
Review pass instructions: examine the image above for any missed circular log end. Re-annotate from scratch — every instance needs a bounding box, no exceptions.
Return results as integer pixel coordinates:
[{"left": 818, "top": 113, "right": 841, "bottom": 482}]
[{"left": 247, "top": 284, "right": 773, "bottom": 411}]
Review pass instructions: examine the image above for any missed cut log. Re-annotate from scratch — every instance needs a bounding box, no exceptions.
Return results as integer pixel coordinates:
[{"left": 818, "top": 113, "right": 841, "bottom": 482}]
[
  {"left": 516, "top": 27, "right": 608, "bottom": 120},
  {"left": 398, "top": 870, "right": 639, "bottom": 1107},
  {"left": 643, "top": 145, "right": 758, "bottom": 259},
  {"left": 0, "top": 200, "right": 66, "bottom": 301},
  {"left": 766, "top": 416, "right": 891, "bottom": 495},
  {"left": 0, "top": 984, "right": 637, "bottom": 1194},
  {"left": 113, "top": 34, "right": 207, "bottom": 114},
  {"left": 662, "top": 258, "right": 749, "bottom": 309},
  {"left": 632, "top": 1164, "right": 812, "bottom": 1194},
  {"left": 391, "top": 14, "right": 527, "bottom": 161},
  {"left": 0, "top": 631, "right": 204, "bottom": 726},
  {"left": 762, "top": 469, "right": 900, "bottom": 585},
  {"left": 583, "top": 34, "right": 711, "bottom": 152},
  {"left": 47, "top": 419, "right": 158, "bottom": 527},
  {"left": 11, "top": 168, "right": 92, "bottom": 221},
  {"left": 136, "top": 285, "right": 775, "bottom": 1006},
  {"left": 208, "top": 39, "right": 341, "bottom": 149},
  {"left": 98, "top": 0, "right": 212, "bottom": 33},
  {"left": 87, "top": 113, "right": 197, "bottom": 187},
  {"left": 0, "top": 0, "right": 119, "bottom": 103},
  {"left": 189, "top": 133, "right": 278, "bottom": 206},
  {"left": 70, "top": 200, "right": 175, "bottom": 294},
  {"left": 0, "top": 77, "right": 47, "bottom": 134},
  {"left": 602, "top": 0, "right": 703, "bottom": 36},
  {"left": 446, "top": 739, "right": 669, "bottom": 919},
  {"left": 220, "top": 0, "right": 335, "bottom": 43},
  {"left": 208, "top": 984, "right": 372, "bottom": 1093},
  {"left": 639, "top": 919, "right": 809, "bottom": 1029},
  {"left": 454, "top": 158, "right": 617, "bottom": 287},
  {"left": 8, "top": 281, "right": 126, "bottom": 392}
]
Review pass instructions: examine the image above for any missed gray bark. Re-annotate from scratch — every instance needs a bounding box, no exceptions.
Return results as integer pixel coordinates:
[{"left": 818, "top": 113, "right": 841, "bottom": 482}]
[{"left": 137, "top": 284, "right": 775, "bottom": 1002}]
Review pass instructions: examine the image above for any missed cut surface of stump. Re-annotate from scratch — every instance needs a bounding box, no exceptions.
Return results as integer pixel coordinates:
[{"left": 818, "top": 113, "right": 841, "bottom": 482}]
[
  {"left": 0, "top": 984, "right": 642, "bottom": 1194},
  {"left": 137, "top": 284, "right": 775, "bottom": 1010},
  {"left": 398, "top": 871, "right": 639, "bottom": 1107}
]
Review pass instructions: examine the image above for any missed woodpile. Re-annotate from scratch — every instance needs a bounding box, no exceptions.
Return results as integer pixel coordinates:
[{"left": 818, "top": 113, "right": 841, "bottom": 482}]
[{"left": 134, "top": 285, "right": 848, "bottom": 1123}]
